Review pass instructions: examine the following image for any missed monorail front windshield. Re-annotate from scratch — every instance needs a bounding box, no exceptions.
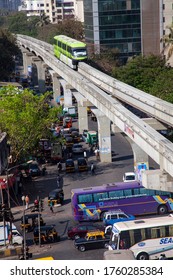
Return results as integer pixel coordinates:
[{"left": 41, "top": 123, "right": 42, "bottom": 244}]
[{"left": 72, "top": 48, "right": 87, "bottom": 57}]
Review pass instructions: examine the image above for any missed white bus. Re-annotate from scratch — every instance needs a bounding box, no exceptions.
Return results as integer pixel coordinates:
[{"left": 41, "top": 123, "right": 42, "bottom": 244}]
[{"left": 108, "top": 214, "right": 173, "bottom": 260}]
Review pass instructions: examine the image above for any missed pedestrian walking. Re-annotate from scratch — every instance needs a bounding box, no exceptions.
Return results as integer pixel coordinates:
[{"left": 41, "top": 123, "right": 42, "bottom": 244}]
[
  {"left": 49, "top": 199, "right": 54, "bottom": 213},
  {"left": 57, "top": 161, "right": 62, "bottom": 173},
  {"left": 90, "top": 162, "right": 95, "bottom": 175},
  {"left": 57, "top": 174, "right": 63, "bottom": 188},
  {"left": 94, "top": 148, "right": 100, "bottom": 160},
  {"left": 25, "top": 195, "right": 30, "bottom": 209},
  {"left": 84, "top": 150, "right": 88, "bottom": 161}
]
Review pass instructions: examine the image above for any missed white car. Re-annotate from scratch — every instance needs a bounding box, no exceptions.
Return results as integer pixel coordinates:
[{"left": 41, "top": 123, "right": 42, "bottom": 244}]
[
  {"left": 72, "top": 144, "right": 84, "bottom": 154},
  {"left": 123, "top": 172, "right": 136, "bottom": 182}
]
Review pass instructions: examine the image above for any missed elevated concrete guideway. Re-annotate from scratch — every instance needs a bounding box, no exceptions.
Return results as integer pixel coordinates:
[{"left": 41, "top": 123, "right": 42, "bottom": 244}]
[
  {"left": 16, "top": 35, "right": 173, "bottom": 191},
  {"left": 78, "top": 63, "right": 173, "bottom": 128}
]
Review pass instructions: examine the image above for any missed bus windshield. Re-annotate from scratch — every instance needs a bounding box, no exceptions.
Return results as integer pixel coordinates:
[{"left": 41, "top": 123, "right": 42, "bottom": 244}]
[{"left": 71, "top": 181, "right": 173, "bottom": 221}]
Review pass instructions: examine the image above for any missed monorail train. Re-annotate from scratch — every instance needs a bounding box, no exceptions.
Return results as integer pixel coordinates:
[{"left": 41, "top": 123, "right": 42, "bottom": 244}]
[{"left": 53, "top": 35, "right": 87, "bottom": 70}]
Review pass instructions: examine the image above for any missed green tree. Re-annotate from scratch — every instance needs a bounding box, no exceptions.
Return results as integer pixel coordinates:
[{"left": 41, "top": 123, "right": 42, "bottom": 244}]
[
  {"left": 0, "top": 29, "right": 19, "bottom": 81},
  {"left": 112, "top": 54, "right": 166, "bottom": 92},
  {"left": 36, "top": 18, "right": 84, "bottom": 44},
  {"left": 7, "top": 12, "right": 39, "bottom": 37},
  {"left": 0, "top": 89, "right": 61, "bottom": 163}
]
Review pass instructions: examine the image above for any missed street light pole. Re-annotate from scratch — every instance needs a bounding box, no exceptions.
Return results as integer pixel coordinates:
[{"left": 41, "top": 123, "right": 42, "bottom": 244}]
[
  {"left": 38, "top": 198, "right": 41, "bottom": 247},
  {"left": 0, "top": 184, "right": 6, "bottom": 247},
  {"left": 21, "top": 195, "right": 26, "bottom": 260}
]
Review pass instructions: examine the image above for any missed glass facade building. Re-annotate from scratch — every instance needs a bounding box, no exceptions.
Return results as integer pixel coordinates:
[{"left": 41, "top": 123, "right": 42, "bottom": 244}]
[{"left": 84, "top": 0, "right": 141, "bottom": 62}]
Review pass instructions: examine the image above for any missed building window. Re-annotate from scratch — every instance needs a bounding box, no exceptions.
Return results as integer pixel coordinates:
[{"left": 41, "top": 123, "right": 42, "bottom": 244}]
[
  {"left": 163, "top": 17, "right": 165, "bottom": 23},
  {"left": 46, "top": 4, "right": 49, "bottom": 7},
  {"left": 163, "top": 4, "right": 165, "bottom": 10}
]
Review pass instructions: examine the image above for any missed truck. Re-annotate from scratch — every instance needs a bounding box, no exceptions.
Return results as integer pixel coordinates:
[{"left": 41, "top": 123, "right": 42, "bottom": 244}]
[
  {"left": 51, "top": 142, "right": 62, "bottom": 163},
  {"left": 86, "top": 131, "right": 98, "bottom": 146},
  {"left": 0, "top": 222, "right": 23, "bottom": 246},
  {"left": 63, "top": 106, "right": 77, "bottom": 118}
]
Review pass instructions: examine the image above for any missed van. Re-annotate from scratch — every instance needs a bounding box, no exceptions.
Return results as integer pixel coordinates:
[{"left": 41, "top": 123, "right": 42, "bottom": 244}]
[{"left": 123, "top": 172, "right": 136, "bottom": 182}]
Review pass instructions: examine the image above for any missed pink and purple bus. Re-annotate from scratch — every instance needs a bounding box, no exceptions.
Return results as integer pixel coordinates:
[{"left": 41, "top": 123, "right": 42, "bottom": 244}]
[{"left": 71, "top": 181, "right": 173, "bottom": 221}]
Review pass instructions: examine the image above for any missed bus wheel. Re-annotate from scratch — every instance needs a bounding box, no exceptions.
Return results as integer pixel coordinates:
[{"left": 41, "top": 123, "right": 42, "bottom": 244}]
[
  {"left": 79, "top": 245, "right": 86, "bottom": 252},
  {"left": 158, "top": 205, "right": 168, "bottom": 215},
  {"left": 137, "top": 252, "right": 149, "bottom": 260}
]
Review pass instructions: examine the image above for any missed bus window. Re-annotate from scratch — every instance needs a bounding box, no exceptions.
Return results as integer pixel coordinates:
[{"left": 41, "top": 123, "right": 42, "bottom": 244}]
[
  {"left": 78, "top": 194, "right": 93, "bottom": 203},
  {"left": 93, "top": 192, "right": 108, "bottom": 202}
]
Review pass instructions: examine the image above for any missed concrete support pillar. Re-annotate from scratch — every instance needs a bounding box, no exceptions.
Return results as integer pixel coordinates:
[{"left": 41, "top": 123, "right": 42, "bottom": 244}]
[
  {"left": 97, "top": 115, "right": 112, "bottom": 163},
  {"left": 32, "top": 58, "right": 46, "bottom": 93},
  {"left": 128, "top": 138, "right": 149, "bottom": 180},
  {"left": 52, "top": 73, "right": 61, "bottom": 101},
  {"left": 78, "top": 101, "right": 88, "bottom": 134},
  {"left": 22, "top": 52, "right": 28, "bottom": 75},
  {"left": 63, "top": 84, "right": 73, "bottom": 107}
]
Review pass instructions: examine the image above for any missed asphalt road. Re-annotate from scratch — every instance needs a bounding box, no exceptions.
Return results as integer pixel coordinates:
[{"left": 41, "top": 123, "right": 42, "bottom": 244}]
[{"left": 11, "top": 117, "right": 158, "bottom": 260}]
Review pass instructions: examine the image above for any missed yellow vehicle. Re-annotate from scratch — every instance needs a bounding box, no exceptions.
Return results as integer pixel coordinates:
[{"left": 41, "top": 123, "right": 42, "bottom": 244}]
[
  {"left": 48, "top": 188, "right": 64, "bottom": 206},
  {"left": 86, "top": 231, "right": 105, "bottom": 239},
  {"left": 35, "top": 256, "right": 54, "bottom": 260},
  {"left": 33, "top": 225, "right": 60, "bottom": 244},
  {"left": 20, "top": 213, "right": 45, "bottom": 232}
]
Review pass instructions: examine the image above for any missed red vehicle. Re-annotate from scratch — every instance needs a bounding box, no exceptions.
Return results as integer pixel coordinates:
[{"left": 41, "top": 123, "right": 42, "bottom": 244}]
[{"left": 67, "top": 223, "right": 104, "bottom": 240}]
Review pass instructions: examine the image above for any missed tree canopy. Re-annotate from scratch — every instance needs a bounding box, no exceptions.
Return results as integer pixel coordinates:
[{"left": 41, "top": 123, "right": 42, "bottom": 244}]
[
  {"left": 0, "top": 29, "right": 19, "bottom": 81},
  {"left": 0, "top": 88, "right": 61, "bottom": 163},
  {"left": 111, "top": 54, "right": 173, "bottom": 103}
]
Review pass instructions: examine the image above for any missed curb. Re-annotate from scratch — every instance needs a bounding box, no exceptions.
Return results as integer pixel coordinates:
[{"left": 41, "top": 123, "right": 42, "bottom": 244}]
[{"left": 0, "top": 246, "right": 22, "bottom": 258}]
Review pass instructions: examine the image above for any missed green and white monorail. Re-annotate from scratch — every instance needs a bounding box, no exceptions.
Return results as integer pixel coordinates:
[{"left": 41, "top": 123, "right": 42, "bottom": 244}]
[{"left": 53, "top": 35, "right": 87, "bottom": 69}]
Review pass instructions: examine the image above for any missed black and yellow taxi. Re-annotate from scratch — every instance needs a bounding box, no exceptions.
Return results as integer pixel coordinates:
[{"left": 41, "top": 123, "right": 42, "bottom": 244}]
[
  {"left": 64, "top": 135, "right": 74, "bottom": 148},
  {"left": 74, "top": 230, "right": 110, "bottom": 252},
  {"left": 65, "top": 159, "right": 75, "bottom": 173},
  {"left": 77, "top": 157, "right": 88, "bottom": 172}
]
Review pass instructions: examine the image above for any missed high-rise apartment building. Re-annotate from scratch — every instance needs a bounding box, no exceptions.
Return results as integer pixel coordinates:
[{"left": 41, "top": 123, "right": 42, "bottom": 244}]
[
  {"left": 19, "top": 0, "right": 83, "bottom": 23},
  {"left": 83, "top": 0, "right": 173, "bottom": 63}
]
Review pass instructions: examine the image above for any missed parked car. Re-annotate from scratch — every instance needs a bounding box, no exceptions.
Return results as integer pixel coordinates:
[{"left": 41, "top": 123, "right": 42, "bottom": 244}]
[
  {"left": 65, "top": 159, "right": 75, "bottom": 173},
  {"left": 103, "top": 210, "right": 135, "bottom": 226},
  {"left": 72, "top": 144, "right": 84, "bottom": 154},
  {"left": 123, "top": 172, "right": 136, "bottom": 182},
  {"left": 77, "top": 157, "right": 88, "bottom": 172},
  {"left": 67, "top": 223, "right": 104, "bottom": 240},
  {"left": 74, "top": 230, "right": 110, "bottom": 252}
]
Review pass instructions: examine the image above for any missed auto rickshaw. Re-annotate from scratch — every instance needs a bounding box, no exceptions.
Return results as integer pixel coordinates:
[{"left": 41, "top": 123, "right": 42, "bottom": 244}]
[
  {"left": 48, "top": 188, "right": 64, "bottom": 206},
  {"left": 33, "top": 225, "right": 60, "bottom": 244},
  {"left": 20, "top": 213, "right": 45, "bottom": 232}
]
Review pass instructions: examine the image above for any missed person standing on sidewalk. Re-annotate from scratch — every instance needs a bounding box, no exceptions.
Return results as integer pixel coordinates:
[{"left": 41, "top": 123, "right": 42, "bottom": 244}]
[
  {"left": 49, "top": 199, "right": 54, "bottom": 213},
  {"left": 25, "top": 195, "right": 30, "bottom": 209}
]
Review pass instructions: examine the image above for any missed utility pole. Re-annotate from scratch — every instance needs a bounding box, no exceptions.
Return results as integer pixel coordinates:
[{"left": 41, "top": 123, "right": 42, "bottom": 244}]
[
  {"left": 38, "top": 198, "right": 41, "bottom": 247},
  {"left": 0, "top": 185, "right": 6, "bottom": 247},
  {"left": 21, "top": 195, "right": 26, "bottom": 260}
]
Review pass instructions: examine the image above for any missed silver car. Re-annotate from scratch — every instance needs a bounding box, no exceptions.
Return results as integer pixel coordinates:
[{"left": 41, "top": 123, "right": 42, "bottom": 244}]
[{"left": 72, "top": 144, "right": 84, "bottom": 154}]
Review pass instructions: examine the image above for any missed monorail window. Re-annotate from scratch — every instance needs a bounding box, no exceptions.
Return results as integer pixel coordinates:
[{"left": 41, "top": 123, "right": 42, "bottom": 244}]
[
  {"left": 58, "top": 41, "right": 61, "bottom": 47},
  {"left": 67, "top": 46, "right": 72, "bottom": 54},
  {"left": 54, "top": 39, "right": 57, "bottom": 45},
  {"left": 62, "top": 43, "right": 66, "bottom": 50},
  {"left": 109, "top": 190, "right": 124, "bottom": 199},
  {"left": 78, "top": 194, "right": 93, "bottom": 203}
]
